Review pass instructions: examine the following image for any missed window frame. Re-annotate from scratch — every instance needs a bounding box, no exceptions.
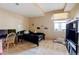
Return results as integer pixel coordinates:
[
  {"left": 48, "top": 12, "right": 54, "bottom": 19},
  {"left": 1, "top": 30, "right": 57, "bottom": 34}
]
[{"left": 54, "top": 20, "right": 66, "bottom": 32}]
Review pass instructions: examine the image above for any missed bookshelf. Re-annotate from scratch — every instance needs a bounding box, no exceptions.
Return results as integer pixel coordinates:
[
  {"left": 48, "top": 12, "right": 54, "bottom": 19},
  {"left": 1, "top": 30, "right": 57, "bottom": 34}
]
[{"left": 66, "top": 19, "right": 79, "bottom": 55}]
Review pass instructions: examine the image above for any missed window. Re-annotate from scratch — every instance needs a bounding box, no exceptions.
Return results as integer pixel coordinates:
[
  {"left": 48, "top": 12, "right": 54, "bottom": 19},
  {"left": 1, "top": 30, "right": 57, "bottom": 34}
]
[{"left": 54, "top": 20, "right": 66, "bottom": 31}]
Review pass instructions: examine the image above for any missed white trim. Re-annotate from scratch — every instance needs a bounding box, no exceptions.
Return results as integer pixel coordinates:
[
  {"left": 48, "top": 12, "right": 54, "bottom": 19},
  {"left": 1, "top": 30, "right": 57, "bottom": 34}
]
[{"left": 66, "top": 18, "right": 78, "bottom": 24}]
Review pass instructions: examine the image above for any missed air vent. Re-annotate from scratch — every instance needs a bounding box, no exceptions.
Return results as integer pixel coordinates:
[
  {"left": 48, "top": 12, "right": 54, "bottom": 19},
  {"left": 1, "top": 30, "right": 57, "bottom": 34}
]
[{"left": 16, "top": 3, "right": 19, "bottom": 6}]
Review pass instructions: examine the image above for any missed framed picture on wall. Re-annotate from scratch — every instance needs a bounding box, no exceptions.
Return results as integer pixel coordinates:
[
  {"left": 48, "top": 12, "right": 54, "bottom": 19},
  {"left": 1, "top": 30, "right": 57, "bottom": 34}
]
[{"left": 37, "top": 27, "right": 40, "bottom": 29}]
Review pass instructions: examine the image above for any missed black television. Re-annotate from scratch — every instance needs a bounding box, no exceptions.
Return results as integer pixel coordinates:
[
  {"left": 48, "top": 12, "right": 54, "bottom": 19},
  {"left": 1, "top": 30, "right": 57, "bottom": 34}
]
[
  {"left": 0, "top": 30, "right": 7, "bottom": 39},
  {"left": 0, "top": 29, "right": 16, "bottom": 39}
]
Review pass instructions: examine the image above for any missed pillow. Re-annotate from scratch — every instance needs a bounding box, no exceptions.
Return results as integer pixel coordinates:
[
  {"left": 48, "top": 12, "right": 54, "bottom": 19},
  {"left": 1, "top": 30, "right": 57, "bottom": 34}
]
[{"left": 24, "top": 31, "right": 29, "bottom": 34}]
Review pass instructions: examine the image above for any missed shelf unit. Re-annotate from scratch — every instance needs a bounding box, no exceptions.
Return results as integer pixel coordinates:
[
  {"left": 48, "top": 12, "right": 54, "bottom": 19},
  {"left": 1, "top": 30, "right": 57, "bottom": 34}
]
[{"left": 66, "top": 19, "right": 79, "bottom": 55}]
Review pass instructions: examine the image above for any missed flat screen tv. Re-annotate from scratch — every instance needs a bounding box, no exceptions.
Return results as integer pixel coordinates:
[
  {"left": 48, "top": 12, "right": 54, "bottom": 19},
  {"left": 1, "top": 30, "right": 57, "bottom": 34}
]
[
  {"left": 0, "top": 30, "right": 7, "bottom": 39},
  {"left": 0, "top": 29, "right": 16, "bottom": 39}
]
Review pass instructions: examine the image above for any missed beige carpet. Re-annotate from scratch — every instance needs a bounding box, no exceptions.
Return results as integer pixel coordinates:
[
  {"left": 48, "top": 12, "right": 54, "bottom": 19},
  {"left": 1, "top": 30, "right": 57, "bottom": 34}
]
[{"left": 4, "top": 40, "right": 68, "bottom": 55}]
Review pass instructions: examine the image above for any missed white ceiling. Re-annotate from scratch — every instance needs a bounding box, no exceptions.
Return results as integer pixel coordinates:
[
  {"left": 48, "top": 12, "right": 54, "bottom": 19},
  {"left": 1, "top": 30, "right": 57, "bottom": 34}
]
[
  {"left": 38, "top": 3, "right": 65, "bottom": 12},
  {"left": 0, "top": 3, "right": 76, "bottom": 17},
  {"left": 64, "top": 3, "right": 75, "bottom": 11},
  {"left": 0, "top": 3, "right": 44, "bottom": 17}
]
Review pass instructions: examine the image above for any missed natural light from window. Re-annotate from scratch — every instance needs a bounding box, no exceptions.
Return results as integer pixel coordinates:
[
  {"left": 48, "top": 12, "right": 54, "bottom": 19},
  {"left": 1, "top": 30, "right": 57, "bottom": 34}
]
[
  {"left": 51, "top": 13, "right": 68, "bottom": 20},
  {"left": 54, "top": 20, "right": 66, "bottom": 32}
]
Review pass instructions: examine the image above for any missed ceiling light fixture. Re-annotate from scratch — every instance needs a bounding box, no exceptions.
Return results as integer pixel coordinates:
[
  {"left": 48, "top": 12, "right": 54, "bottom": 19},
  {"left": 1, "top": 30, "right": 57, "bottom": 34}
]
[{"left": 51, "top": 13, "right": 69, "bottom": 20}]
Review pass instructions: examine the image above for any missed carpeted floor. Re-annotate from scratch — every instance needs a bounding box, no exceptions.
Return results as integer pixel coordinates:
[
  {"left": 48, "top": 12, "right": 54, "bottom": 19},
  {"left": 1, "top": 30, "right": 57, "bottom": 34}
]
[
  {"left": 14, "top": 47, "right": 68, "bottom": 55},
  {"left": 4, "top": 40, "right": 68, "bottom": 55}
]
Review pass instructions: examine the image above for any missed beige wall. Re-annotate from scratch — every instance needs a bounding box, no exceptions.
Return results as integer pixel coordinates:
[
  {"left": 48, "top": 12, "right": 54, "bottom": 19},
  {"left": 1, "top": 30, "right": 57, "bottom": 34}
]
[
  {"left": 29, "top": 12, "right": 66, "bottom": 40},
  {"left": 0, "top": 9, "right": 29, "bottom": 32}
]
